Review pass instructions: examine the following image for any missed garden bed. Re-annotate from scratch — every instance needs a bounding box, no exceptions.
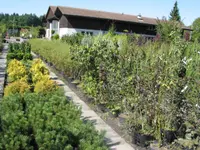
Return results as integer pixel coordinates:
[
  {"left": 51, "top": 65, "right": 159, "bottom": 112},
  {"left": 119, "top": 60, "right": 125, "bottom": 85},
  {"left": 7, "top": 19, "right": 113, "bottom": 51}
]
[{"left": 0, "top": 42, "right": 108, "bottom": 150}]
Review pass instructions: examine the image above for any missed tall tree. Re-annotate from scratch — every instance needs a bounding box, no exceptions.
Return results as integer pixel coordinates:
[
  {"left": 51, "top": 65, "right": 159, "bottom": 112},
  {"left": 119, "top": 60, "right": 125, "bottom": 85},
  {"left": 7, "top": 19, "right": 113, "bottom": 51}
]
[
  {"left": 192, "top": 17, "right": 200, "bottom": 42},
  {"left": 169, "top": 1, "right": 181, "bottom": 22}
]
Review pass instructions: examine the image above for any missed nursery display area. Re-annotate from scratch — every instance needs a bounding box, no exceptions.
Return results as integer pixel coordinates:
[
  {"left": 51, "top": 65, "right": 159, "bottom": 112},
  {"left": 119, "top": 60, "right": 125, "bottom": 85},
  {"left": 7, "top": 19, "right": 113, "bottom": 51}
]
[
  {"left": 0, "top": 43, "right": 108, "bottom": 150},
  {"left": 30, "top": 31, "right": 200, "bottom": 149}
]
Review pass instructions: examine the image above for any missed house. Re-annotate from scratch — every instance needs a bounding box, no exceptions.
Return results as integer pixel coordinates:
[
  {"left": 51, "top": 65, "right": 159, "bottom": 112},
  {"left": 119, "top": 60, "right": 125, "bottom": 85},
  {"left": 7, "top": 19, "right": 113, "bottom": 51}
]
[{"left": 45, "top": 6, "right": 192, "bottom": 39}]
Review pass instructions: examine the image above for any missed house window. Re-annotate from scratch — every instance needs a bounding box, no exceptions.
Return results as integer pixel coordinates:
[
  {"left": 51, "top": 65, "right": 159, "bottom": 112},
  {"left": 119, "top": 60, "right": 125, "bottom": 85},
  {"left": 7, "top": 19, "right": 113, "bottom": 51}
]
[
  {"left": 52, "top": 20, "right": 59, "bottom": 30},
  {"left": 81, "top": 31, "right": 93, "bottom": 35},
  {"left": 86, "top": 32, "right": 93, "bottom": 35}
]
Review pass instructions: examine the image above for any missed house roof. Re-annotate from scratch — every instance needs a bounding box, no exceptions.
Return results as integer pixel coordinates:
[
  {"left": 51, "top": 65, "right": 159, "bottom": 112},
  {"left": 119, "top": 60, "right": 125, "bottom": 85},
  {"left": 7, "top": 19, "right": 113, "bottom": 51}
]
[
  {"left": 47, "top": 6, "right": 192, "bottom": 30},
  {"left": 46, "top": 6, "right": 58, "bottom": 19},
  {"left": 57, "top": 6, "right": 158, "bottom": 25},
  {"left": 50, "top": 6, "right": 57, "bottom": 13}
]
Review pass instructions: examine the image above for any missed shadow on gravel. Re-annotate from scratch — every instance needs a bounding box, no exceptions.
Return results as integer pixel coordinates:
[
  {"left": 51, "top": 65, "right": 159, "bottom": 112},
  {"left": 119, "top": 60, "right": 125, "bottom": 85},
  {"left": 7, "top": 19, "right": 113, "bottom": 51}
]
[{"left": 82, "top": 116, "right": 122, "bottom": 148}]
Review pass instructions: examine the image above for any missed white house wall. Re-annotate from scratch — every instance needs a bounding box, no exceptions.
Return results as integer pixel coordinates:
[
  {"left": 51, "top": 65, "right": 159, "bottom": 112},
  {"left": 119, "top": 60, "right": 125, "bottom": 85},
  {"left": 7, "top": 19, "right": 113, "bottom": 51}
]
[
  {"left": 59, "top": 28, "right": 104, "bottom": 37},
  {"left": 47, "top": 27, "right": 156, "bottom": 39}
]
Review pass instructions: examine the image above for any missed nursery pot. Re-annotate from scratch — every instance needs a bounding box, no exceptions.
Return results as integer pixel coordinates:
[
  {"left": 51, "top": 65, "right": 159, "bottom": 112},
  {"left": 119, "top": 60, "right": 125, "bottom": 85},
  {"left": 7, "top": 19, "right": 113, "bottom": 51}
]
[
  {"left": 109, "top": 109, "right": 120, "bottom": 118},
  {"left": 132, "top": 132, "right": 154, "bottom": 147},
  {"left": 118, "top": 114, "right": 128, "bottom": 126},
  {"left": 162, "top": 130, "right": 177, "bottom": 144},
  {"left": 97, "top": 104, "right": 108, "bottom": 113},
  {"left": 87, "top": 97, "right": 93, "bottom": 103},
  {"left": 49, "top": 62, "right": 53, "bottom": 66}
]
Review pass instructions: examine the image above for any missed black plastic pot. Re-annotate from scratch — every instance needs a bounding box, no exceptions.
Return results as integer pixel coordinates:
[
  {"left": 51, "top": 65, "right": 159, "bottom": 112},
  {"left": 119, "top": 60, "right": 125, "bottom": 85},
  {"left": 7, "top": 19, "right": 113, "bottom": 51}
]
[
  {"left": 109, "top": 110, "right": 120, "bottom": 118},
  {"left": 162, "top": 130, "right": 177, "bottom": 144},
  {"left": 49, "top": 62, "right": 53, "bottom": 66},
  {"left": 87, "top": 97, "right": 93, "bottom": 103},
  {"left": 97, "top": 104, "right": 108, "bottom": 113},
  {"left": 132, "top": 132, "right": 154, "bottom": 147},
  {"left": 118, "top": 114, "right": 127, "bottom": 126}
]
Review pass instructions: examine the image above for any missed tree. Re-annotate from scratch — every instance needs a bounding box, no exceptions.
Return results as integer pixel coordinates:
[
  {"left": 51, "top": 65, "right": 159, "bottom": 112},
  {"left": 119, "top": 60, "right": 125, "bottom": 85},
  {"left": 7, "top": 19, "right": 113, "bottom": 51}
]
[
  {"left": 156, "top": 17, "right": 182, "bottom": 42},
  {"left": 169, "top": 1, "right": 181, "bottom": 22},
  {"left": 192, "top": 17, "right": 200, "bottom": 42}
]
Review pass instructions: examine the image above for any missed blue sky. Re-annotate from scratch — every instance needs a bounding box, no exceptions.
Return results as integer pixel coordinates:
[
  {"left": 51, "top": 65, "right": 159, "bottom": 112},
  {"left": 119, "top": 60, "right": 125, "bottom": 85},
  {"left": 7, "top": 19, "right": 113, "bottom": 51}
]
[{"left": 0, "top": 0, "right": 199, "bottom": 26}]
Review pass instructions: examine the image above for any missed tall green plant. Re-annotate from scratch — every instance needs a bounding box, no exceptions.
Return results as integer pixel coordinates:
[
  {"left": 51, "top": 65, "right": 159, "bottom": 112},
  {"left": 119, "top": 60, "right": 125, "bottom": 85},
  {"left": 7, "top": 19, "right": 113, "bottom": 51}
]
[{"left": 169, "top": 1, "right": 181, "bottom": 22}]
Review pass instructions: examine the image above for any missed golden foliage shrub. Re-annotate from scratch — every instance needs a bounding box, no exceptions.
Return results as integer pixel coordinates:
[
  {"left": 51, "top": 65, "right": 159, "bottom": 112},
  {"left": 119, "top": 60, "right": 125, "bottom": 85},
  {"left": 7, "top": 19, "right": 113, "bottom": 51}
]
[
  {"left": 34, "top": 78, "right": 57, "bottom": 94},
  {"left": 7, "top": 59, "right": 27, "bottom": 82},
  {"left": 4, "top": 80, "right": 30, "bottom": 96},
  {"left": 30, "top": 59, "right": 49, "bottom": 84}
]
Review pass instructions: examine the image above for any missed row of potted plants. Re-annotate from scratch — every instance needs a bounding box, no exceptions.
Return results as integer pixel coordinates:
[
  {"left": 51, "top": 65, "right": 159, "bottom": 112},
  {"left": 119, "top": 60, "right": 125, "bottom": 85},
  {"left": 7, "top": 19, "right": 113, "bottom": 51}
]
[{"left": 30, "top": 32, "right": 200, "bottom": 149}]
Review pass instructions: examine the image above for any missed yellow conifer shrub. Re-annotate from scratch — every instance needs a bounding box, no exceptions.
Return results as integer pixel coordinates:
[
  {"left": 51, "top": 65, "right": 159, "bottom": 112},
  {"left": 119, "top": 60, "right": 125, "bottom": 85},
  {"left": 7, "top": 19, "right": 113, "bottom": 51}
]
[
  {"left": 30, "top": 59, "right": 49, "bottom": 84},
  {"left": 4, "top": 80, "right": 30, "bottom": 96},
  {"left": 7, "top": 59, "right": 27, "bottom": 82},
  {"left": 34, "top": 78, "right": 57, "bottom": 94}
]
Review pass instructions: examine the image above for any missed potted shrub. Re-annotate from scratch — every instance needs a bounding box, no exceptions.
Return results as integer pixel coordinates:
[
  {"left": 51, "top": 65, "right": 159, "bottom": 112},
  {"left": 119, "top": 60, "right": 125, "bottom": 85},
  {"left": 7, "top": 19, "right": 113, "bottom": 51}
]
[
  {"left": 108, "top": 105, "right": 121, "bottom": 118},
  {"left": 161, "top": 119, "right": 177, "bottom": 145},
  {"left": 127, "top": 116, "right": 155, "bottom": 147},
  {"left": 118, "top": 113, "right": 128, "bottom": 126}
]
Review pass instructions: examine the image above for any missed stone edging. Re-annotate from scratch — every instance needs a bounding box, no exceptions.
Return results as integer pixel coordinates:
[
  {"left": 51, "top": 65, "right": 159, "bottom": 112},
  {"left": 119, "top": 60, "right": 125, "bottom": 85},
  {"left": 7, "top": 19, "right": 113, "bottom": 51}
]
[{"left": 0, "top": 44, "right": 8, "bottom": 98}]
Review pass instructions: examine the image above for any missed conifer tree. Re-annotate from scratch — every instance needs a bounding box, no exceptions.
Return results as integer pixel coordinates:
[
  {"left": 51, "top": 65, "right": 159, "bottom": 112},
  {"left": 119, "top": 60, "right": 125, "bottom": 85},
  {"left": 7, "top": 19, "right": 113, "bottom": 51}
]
[{"left": 169, "top": 1, "right": 181, "bottom": 22}]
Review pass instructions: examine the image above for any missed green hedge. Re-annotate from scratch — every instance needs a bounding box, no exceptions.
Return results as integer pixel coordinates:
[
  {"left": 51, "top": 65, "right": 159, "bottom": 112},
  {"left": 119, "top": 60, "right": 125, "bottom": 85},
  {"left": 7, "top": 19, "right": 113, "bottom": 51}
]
[{"left": 29, "top": 39, "right": 78, "bottom": 77}]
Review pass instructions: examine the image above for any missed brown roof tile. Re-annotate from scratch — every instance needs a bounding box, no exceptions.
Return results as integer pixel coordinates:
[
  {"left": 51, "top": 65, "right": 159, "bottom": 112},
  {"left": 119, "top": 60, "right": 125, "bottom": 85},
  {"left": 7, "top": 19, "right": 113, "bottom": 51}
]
[
  {"left": 50, "top": 6, "right": 57, "bottom": 13},
  {"left": 49, "top": 6, "right": 191, "bottom": 30},
  {"left": 57, "top": 6, "right": 158, "bottom": 25}
]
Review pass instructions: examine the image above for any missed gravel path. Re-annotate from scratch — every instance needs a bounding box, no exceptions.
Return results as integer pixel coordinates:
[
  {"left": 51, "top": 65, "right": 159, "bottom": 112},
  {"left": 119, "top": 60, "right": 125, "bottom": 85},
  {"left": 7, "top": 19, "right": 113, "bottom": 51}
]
[{"left": 0, "top": 44, "right": 8, "bottom": 98}]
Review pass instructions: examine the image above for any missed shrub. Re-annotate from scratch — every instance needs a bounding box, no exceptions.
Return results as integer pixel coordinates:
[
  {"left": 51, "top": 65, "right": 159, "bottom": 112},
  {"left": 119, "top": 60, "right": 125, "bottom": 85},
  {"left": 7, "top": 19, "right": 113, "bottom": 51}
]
[
  {"left": 4, "top": 80, "right": 30, "bottom": 96},
  {"left": 51, "top": 33, "right": 60, "bottom": 40},
  {"left": 156, "top": 17, "right": 182, "bottom": 42},
  {"left": 0, "top": 90, "right": 108, "bottom": 149},
  {"left": 7, "top": 59, "right": 27, "bottom": 82},
  {"left": 7, "top": 43, "right": 32, "bottom": 61},
  {"left": 30, "top": 59, "right": 49, "bottom": 84},
  {"left": 34, "top": 78, "right": 57, "bottom": 94},
  {"left": 29, "top": 39, "right": 76, "bottom": 77},
  {"left": 0, "top": 94, "right": 32, "bottom": 150},
  {"left": 30, "top": 32, "right": 200, "bottom": 147},
  {"left": 61, "top": 33, "right": 84, "bottom": 45}
]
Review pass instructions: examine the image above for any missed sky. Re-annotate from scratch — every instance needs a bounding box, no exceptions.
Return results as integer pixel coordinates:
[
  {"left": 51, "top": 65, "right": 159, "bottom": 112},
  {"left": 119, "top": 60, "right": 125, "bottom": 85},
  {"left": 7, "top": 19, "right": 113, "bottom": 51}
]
[{"left": 0, "top": 0, "right": 199, "bottom": 26}]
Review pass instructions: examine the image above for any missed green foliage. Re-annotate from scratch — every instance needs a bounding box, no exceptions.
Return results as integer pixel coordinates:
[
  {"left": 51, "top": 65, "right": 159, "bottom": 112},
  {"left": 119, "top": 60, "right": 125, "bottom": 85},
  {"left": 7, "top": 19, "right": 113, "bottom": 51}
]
[
  {"left": 192, "top": 17, "right": 200, "bottom": 42},
  {"left": 156, "top": 17, "right": 182, "bottom": 42},
  {"left": 3, "top": 40, "right": 107, "bottom": 149},
  {"left": 0, "top": 13, "right": 43, "bottom": 28},
  {"left": 30, "top": 39, "right": 76, "bottom": 77},
  {"left": 0, "top": 94, "right": 33, "bottom": 150},
  {"left": 61, "top": 33, "right": 84, "bottom": 45},
  {"left": 169, "top": 1, "right": 181, "bottom": 22},
  {"left": 0, "top": 90, "right": 108, "bottom": 149},
  {"left": 51, "top": 33, "right": 60, "bottom": 40},
  {"left": 7, "top": 43, "right": 32, "bottom": 61},
  {"left": 30, "top": 31, "right": 200, "bottom": 147}
]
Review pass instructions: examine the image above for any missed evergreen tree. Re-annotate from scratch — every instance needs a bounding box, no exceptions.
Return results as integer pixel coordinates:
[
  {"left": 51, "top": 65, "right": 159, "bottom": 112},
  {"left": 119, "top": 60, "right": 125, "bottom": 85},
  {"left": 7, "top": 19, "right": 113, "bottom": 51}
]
[{"left": 169, "top": 1, "right": 181, "bottom": 22}]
